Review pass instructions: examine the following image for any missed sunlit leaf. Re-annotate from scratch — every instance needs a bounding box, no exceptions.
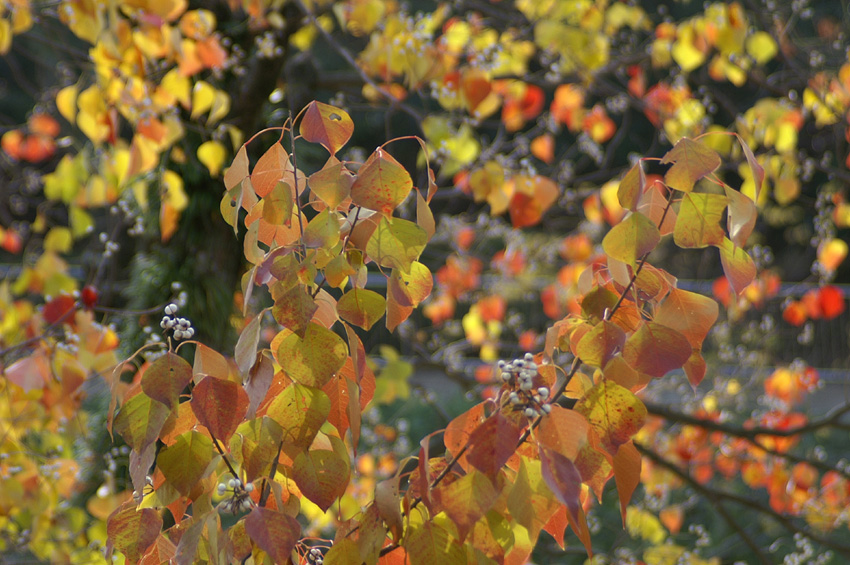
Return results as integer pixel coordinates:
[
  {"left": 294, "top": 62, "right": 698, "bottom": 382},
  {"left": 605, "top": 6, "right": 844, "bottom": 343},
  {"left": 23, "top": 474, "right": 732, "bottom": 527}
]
[
  {"left": 466, "top": 411, "right": 522, "bottom": 480},
  {"left": 576, "top": 320, "right": 626, "bottom": 368},
  {"left": 299, "top": 101, "right": 354, "bottom": 155},
  {"left": 276, "top": 323, "right": 347, "bottom": 387},
  {"left": 308, "top": 156, "right": 354, "bottom": 207},
  {"left": 244, "top": 507, "right": 301, "bottom": 564},
  {"left": 157, "top": 430, "right": 215, "bottom": 495},
  {"left": 113, "top": 392, "right": 171, "bottom": 451},
  {"left": 107, "top": 503, "right": 162, "bottom": 562},
  {"left": 265, "top": 382, "right": 331, "bottom": 450},
  {"left": 539, "top": 446, "right": 582, "bottom": 525},
  {"left": 612, "top": 441, "right": 641, "bottom": 527},
  {"left": 602, "top": 212, "right": 661, "bottom": 268},
  {"left": 337, "top": 288, "right": 386, "bottom": 330},
  {"left": 575, "top": 380, "right": 647, "bottom": 455},
  {"left": 292, "top": 448, "right": 349, "bottom": 512},
  {"left": 673, "top": 193, "right": 727, "bottom": 248},
  {"left": 661, "top": 138, "right": 721, "bottom": 192},
  {"left": 350, "top": 147, "right": 413, "bottom": 215},
  {"left": 366, "top": 215, "right": 427, "bottom": 272},
  {"left": 197, "top": 140, "right": 226, "bottom": 176},
  {"left": 230, "top": 416, "right": 284, "bottom": 482},
  {"left": 433, "top": 470, "right": 498, "bottom": 542},
  {"left": 141, "top": 352, "right": 193, "bottom": 410},
  {"left": 622, "top": 321, "right": 691, "bottom": 378},
  {"left": 716, "top": 237, "right": 756, "bottom": 294},
  {"left": 191, "top": 376, "right": 249, "bottom": 442},
  {"left": 654, "top": 288, "right": 718, "bottom": 351}
]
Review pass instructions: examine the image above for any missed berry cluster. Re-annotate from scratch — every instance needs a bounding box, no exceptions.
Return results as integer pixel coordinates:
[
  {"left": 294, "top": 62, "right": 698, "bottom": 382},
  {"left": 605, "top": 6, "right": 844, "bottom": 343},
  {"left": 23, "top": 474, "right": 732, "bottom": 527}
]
[
  {"left": 305, "top": 547, "right": 324, "bottom": 564},
  {"left": 160, "top": 303, "right": 195, "bottom": 341},
  {"left": 499, "top": 353, "right": 553, "bottom": 419},
  {"left": 216, "top": 477, "right": 254, "bottom": 514}
]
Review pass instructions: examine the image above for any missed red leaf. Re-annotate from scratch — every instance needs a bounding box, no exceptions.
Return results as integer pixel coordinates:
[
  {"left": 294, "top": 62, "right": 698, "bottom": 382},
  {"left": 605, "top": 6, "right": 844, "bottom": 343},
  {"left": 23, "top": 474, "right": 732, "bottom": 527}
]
[
  {"left": 244, "top": 507, "right": 301, "bottom": 563},
  {"left": 43, "top": 293, "right": 77, "bottom": 325},
  {"left": 292, "top": 449, "right": 349, "bottom": 512},
  {"left": 466, "top": 412, "right": 522, "bottom": 479},
  {"left": 299, "top": 101, "right": 354, "bottom": 155},
  {"left": 622, "top": 321, "right": 692, "bottom": 378},
  {"left": 818, "top": 285, "right": 846, "bottom": 319},
  {"left": 107, "top": 503, "right": 162, "bottom": 562},
  {"left": 190, "top": 376, "right": 249, "bottom": 441},
  {"left": 539, "top": 446, "right": 582, "bottom": 525}
]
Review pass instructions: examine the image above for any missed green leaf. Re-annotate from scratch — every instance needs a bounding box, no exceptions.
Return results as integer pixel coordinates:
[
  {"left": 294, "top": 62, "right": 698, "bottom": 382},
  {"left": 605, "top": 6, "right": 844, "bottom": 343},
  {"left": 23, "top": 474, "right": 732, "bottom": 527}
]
[
  {"left": 292, "top": 448, "right": 350, "bottom": 512},
  {"left": 244, "top": 507, "right": 301, "bottom": 564},
  {"left": 350, "top": 147, "right": 413, "bottom": 215},
  {"left": 337, "top": 288, "right": 386, "bottom": 330},
  {"left": 716, "top": 237, "right": 756, "bottom": 294},
  {"left": 106, "top": 503, "right": 162, "bottom": 562},
  {"left": 622, "top": 321, "right": 692, "bottom": 378},
  {"left": 265, "top": 382, "right": 331, "bottom": 450},
  {"left": 574, "top": 380, "right": 646, "bottom": 455},
  {"left": 141, "top": 352, "right": 192, "bottom": 410},
  {"left": 157, "top": 430, "right": 215, "bottom": 496},
  {"left": 602, "top": 212, "right": 661, "bottom": 268},
  {"left": 299, "top": 101, "right": 354, "bottom": 155},
  {"left": 673, "top": 192, "right": 727, "bottom": 248},
  {"left": 366, "top": 215, "right": 427, "bottom": 272},
  {"left": 230, "top": 416, "right": 284, "bottom": 482},
  {"left": 113, "top": 392, "right": 171, "bottom": 451},
  {"left": 276, "top": 323, "right": 348, "bottom": 387},
  {"left": 190, "top": 376, "right": 249, "bottom": 442},
  {"left": 661, "top": 137, "right": 721, "bottom": 192}
]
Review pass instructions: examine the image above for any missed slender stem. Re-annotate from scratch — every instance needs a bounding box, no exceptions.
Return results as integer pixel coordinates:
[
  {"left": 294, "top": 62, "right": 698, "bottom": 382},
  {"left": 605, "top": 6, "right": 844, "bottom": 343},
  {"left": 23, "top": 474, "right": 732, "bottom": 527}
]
[{"left": 259, "top": 440, "right": 285, "bottom": 507}]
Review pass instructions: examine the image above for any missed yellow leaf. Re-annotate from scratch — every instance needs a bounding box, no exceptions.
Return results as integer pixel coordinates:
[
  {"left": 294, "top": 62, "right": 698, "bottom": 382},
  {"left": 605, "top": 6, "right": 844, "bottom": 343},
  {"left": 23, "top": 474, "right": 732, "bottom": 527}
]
[
  {"left": 0, "top": 19, "right": 11, "bottom": 55},
  {"left": 69, "top": 206, "right": 94, "bottom": 238},
  {"left": 160, "top": 170, "right": 187, "bottom": 242},
  {"left": 191, "top": 81, "right": 215, "bottom": 119},
  {"left": 76, "top": 86, "right": 110, "bottom": 143},
  {"left": 208, "top": 90, "right": 230, "bottom": 125},
  {"left": 162, "top": 170, "right": 188, "bottom": 212},
  {"left": 44, "top": 227, "right": 73, "bottom": 253},
  {"left": 55, "top": 87, "right": 76, "bottom": 122},
  {"left": 157, "top": 69, "right": 191, "bottom": 108},
  {"left": 746, "top": 31, "right": 777, "bottom": 65},
  {"left": 672, "top": 25, "right": 705, "bottom": 72},
  {"left": 197, "top": 140, "right": 226, "bottom": 177}
]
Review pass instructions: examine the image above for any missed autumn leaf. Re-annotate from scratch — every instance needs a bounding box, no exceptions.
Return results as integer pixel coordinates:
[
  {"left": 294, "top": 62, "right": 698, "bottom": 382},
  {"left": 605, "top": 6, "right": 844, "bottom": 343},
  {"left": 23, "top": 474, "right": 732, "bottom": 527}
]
[{"left": 661, "top": 137, "right": 721, "bottom": 192}]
